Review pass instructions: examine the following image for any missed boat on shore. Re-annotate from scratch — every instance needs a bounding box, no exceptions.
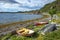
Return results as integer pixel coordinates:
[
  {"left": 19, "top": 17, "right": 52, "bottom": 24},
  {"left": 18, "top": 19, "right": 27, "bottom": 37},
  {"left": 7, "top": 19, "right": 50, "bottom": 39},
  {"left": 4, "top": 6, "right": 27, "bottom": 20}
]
[{"left": 16, "top": 28, "right": 35, "bottom": 36}]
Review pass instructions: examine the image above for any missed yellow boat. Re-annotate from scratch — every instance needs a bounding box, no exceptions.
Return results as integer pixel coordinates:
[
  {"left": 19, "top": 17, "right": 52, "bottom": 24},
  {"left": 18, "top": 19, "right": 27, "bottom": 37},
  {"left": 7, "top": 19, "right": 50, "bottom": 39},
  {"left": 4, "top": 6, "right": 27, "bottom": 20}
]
[{"left": 16, "top": 28, "right": 35, "bottom": 36}]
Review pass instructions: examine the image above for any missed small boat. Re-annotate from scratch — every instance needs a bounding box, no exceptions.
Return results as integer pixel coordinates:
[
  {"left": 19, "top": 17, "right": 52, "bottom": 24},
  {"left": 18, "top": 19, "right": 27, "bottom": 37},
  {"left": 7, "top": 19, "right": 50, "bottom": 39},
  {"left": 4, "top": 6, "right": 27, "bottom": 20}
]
[
  {"left": 34, "top": 21, "right": 48, "bottom": 26},
  {"left": 16, "top": 28, "right": 35, "bottom": 36}
]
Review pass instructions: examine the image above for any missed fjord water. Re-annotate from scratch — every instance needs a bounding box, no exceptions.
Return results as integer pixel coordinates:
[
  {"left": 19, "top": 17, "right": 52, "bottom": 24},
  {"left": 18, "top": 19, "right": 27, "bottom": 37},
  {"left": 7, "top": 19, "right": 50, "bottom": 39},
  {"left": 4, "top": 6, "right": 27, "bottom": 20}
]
[{"left": 0, "top": 13, "right": 42, "bottom": 24}]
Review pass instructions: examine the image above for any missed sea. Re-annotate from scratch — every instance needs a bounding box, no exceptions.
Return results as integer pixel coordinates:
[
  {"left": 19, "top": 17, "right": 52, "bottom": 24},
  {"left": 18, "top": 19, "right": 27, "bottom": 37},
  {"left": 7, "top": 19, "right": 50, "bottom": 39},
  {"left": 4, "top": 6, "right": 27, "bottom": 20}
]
[{"left": 0, "top": 13, "right": 42, "bottom": 24}]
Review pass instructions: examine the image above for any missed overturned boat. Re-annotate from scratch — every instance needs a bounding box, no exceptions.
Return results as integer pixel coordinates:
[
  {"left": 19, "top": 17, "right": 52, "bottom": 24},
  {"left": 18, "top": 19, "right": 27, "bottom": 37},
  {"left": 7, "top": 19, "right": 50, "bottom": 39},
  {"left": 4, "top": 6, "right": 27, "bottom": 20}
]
[{"left": 40, "top": 24, "right": 57, "bottom": 35}]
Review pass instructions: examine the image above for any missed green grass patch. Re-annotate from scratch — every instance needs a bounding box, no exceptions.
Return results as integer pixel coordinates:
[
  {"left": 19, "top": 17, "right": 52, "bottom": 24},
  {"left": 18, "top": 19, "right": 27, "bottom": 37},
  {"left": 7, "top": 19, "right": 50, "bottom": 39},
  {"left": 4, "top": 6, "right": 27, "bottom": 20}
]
[
  {"left": 44, "top": 29, "right": 60, "bottom": 40},
  {"left": 0, "top": 33, "right": 12, "bottom": 40},
  {"left": 27, "top": 24, "right": 45, "bottom": 32}
]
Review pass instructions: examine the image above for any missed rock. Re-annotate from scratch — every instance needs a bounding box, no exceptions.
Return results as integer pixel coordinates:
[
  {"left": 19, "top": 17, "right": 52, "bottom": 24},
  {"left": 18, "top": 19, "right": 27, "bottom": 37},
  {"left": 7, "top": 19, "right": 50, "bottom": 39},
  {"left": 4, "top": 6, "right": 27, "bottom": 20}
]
[{"left": 40, "top": 24, "right": 57, "bottom": 35}]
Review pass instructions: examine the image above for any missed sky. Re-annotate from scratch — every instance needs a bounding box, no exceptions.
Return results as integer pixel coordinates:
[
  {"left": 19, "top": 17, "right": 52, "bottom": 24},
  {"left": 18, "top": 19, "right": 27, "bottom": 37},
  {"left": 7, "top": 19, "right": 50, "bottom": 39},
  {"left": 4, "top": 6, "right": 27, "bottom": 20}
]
[{"left": 0, "top": 0, "right": 55, "bottom": 12}]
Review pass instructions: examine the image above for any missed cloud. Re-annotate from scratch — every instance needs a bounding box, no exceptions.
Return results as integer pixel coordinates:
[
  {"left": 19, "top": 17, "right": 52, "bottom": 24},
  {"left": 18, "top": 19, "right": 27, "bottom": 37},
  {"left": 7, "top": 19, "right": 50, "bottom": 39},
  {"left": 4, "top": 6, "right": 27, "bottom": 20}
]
[
  {"left": 0, "top": 0, "right": 18, "bottom": 3},
  {"left": 0, "top": 0, "right": 55, "bottom": 12}
]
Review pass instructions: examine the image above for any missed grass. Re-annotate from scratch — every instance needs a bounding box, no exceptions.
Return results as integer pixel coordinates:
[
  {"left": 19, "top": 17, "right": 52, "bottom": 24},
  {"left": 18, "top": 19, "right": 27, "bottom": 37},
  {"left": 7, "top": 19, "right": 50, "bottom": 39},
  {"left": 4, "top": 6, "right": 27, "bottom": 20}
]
[
  {"left": 9, "top": 32, "right": 39, "bottom": 40},
  {"left": 0, "top": 33, "right": 12, "bottom": 40},
  {"left": 44, "top": 29, "right": 60, "bottom": 40},
  {"left": 26, "top": 24, "right": 45, "bottom": 32},
  {"left": 1, "top": 28, "right": 60, "bottom": 40},
  {"left": 0, "top": 32, "right": 39, "bottom": 40}
]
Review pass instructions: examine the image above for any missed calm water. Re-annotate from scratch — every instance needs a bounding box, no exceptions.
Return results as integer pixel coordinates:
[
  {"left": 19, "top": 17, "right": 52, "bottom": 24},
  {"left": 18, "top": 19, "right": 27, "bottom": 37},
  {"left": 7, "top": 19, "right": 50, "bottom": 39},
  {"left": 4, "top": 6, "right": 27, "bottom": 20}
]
[{"left": 0, "top": 13, "right": 42, "bottom": 24}]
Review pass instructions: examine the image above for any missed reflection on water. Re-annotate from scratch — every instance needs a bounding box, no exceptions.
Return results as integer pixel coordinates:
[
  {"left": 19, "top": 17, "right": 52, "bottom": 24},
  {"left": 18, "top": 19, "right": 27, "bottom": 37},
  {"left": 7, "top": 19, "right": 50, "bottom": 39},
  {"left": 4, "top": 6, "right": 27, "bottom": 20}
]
[{"left": 0, "top": 13, "right": 42, "bottom": 24}]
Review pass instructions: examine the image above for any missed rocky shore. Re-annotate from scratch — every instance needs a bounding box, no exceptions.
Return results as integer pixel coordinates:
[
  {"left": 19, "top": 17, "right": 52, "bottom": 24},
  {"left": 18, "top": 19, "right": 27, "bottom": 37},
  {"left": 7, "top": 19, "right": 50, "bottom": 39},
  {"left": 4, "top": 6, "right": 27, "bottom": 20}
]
[{"left": 0, "top": 21, "right": 34, "bottom": 37}]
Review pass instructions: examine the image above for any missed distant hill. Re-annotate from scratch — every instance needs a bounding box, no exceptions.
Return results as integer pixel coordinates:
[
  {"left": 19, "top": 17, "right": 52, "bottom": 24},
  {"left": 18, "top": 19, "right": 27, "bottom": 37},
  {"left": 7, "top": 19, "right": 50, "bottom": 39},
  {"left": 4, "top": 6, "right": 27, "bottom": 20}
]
[
  {"left": 0, "top": 11, "right": 24, "bottom": 13},
  {"left": 25, "top": 0, "right": 60, "bottom": 14},
  {"left": 40, "top": 0, "right": 60, "bottom": 13}
]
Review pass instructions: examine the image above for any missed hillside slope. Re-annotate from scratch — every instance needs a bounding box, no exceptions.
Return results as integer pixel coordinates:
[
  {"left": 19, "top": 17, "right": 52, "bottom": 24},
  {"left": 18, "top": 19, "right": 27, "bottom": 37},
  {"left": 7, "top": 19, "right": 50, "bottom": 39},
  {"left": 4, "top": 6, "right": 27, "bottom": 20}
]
[
  {"left": 24, "top": 0, "right": 60, "bottom": 14},
  {"left": 40, "top": 0, "right": 60, "bottom": 13}
]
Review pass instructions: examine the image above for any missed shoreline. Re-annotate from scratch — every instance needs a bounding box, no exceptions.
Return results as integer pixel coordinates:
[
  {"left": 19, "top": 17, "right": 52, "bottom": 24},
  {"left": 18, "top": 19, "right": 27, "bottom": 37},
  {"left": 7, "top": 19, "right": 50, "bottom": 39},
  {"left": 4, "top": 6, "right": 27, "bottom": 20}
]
[{"left": 0, "top": 15, "right": 49, "bottom": 28}]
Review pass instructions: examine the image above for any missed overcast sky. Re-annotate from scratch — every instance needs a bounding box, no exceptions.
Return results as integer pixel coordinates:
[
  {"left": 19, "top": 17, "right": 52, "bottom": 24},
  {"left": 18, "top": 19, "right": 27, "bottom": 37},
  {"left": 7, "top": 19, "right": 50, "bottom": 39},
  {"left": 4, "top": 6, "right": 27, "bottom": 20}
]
[{"left": 0, "top": 0, "right": 55, "bottom": 12}]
